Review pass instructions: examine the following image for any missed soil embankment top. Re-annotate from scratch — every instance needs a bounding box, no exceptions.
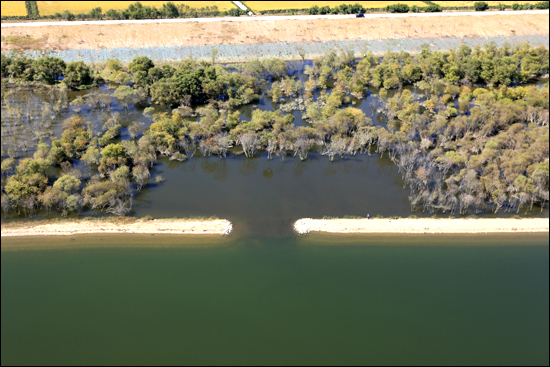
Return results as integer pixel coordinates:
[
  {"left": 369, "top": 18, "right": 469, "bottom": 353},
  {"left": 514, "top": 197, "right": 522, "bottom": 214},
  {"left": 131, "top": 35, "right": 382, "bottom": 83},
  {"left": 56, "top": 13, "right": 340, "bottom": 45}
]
[
  {"left": 1, "top": 13, "right": 548, "bottom": 52},
  {"left": 294, "top": 218, "right": 550, "bottom": 234},
  {"left": 1, "top": 218, "right": 233, "bottom": 236}
]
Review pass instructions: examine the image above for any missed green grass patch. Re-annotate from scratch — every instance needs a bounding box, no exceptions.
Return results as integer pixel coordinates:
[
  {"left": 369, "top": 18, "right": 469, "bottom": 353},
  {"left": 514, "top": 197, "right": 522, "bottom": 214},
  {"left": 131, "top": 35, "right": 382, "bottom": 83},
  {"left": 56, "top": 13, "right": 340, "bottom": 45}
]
[{"left": 1, "top": 35, "right": 45, "bottom": 50}]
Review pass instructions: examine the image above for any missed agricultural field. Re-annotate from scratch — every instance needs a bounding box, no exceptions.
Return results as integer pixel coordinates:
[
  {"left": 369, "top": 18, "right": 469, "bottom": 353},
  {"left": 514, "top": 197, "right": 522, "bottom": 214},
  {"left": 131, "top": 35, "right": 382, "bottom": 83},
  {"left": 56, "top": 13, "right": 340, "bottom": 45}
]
[
  {"left": 0, "top": 1, "right": 27, "bottom": 16},
  {"left": 35, "top": 1, "right": 236, "bottom": 16},
  {"left": 433, "top": 1, "right": 538, "bottom": 6},
  {"left": 243, "top": 1, "right": 427, "bottom": 12}
]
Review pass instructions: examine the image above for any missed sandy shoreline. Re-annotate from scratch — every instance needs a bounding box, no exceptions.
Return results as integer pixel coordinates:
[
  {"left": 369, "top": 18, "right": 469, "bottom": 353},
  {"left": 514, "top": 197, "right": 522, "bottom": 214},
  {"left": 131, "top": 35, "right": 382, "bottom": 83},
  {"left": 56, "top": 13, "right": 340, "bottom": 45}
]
[
  {"left": 294, "top": 218, "right": 549, "bottom": 234},
  {"left": 1, "top": 218, "right": 233, "bottom": 237}
]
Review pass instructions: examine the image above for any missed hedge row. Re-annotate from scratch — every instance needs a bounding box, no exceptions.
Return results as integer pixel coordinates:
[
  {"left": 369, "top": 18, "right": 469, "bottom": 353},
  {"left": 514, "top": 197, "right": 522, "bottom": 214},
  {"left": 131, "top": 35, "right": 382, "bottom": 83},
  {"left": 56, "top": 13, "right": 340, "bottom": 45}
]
[
  {"left": 1, "top": 1, "right": 247, "bottom": 21},
  {"left": 258, "top": 1, "right": 548, "bottom": 15},
  {"left": 1, "top": 1, "right": 548, "bottom": 21}
]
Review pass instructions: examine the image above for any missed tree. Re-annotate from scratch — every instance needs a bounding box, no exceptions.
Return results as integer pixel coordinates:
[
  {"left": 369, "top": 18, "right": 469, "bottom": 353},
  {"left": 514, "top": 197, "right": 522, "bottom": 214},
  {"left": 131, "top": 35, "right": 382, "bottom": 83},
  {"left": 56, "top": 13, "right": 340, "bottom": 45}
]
[
  {"left": 424, "top": 4, "right": 442, "bottom": 12},
  {"left": 33, "top": 56, "right": 66, "bottom": 84},
  {"left": 99, "top": 144, "right": 128, "bottom": 176},
  {"left": 8, "top": 57, "right": 35, "bottom": 80},
  {"left": 1, "top": 54, "right": 11, "bottom": 78},
  {"left": 64, "top": 61, "right": 92, "bottom": 88},
  {"left": 61, "top": 10, "right": 74, "bottom": 21},
  {"left": 113, "top": 86, "right": 135, "bottom": 109},
  {"left": 211, "top": 48, "right": 218, "bottom": 66},
  {"left": 128, "top": 56, "right": 155, "bottom": 75},
  {"left": 132, "top": 164, "right": 150, "bottom": 190},
  {"left": 60, "top": 115, "right": 91, "bottom": 158},
  {"left": 112, "top": 71, "right": 132, "bottom": 85},
  {"left": 239, "top": 133, "right": 259, "bottom": 157},
  {"left": 474, "top": 2, "right": 489, "bottom": 11},
  {"left": 4, "top": 158, "right": 49, "bottom": 215},
  {"left": 89, "top": 7, "right": 102, "bottom": 19},
  {"left": 308, "top": 5, "right": 320, "bottom": 14},
  {"left": 81, "top": 145, "right": 101, "bottom": 166},
  {"left": 128, "top": 121, "right": 145, "bottom": 139},
  {"left": 104, "top": 9, "right": 122, "bottom": 19},
  {"left": 386, "top": 3, "right": 409, "bottom": 13},
  {"left": 162, "top": 2, "right": 179, "bottom": 18},
  {"left": 53, "top": 174, "right": 81, "bottom": 194}
]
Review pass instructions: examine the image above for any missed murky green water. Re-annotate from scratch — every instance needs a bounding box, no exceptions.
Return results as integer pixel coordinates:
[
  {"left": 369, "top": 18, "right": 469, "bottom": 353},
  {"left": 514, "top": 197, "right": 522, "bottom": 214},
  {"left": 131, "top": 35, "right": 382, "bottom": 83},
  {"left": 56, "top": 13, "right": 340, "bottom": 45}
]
[{"left": 1, "top": 234, "right": 548, "bottom": 365}]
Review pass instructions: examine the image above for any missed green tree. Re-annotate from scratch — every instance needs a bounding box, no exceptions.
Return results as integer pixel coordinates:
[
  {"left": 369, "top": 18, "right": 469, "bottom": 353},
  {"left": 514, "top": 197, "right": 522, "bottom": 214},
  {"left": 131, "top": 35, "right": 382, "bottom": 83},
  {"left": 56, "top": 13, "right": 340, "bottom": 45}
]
[
  {"left": 474, "top": 2, "right": 489, "bottom": 11},
  {"left": 99, "top": 144, "right": 128, "bottom": 175},
  {"left": 32, "top": 56, "right": 66, "bottom": 84},
  {"left": 53, "top": 174, "right": 81, "bottom": 194},
  {"left": 64, "top": 61, "right": 92, "bottom": 88},
  {"left": 113, "top": 86, "right": 135, "bottom": 108},
  {"left": 128, "top": 56, "right": 155, "bottom": 74},
  {"left": 89, "top": 7, "right": 102, "bottom": 19}
]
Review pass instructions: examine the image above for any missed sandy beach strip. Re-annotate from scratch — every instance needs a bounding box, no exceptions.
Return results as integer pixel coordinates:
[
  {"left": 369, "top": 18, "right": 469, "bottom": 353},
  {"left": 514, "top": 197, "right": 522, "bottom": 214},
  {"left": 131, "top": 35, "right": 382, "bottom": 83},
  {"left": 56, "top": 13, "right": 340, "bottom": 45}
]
[
  {"left": 294, "top": 218, "right": 549, "bottom": 234},
  {"left": 1, "top": 218, "right": 233, "bottom": 237}
]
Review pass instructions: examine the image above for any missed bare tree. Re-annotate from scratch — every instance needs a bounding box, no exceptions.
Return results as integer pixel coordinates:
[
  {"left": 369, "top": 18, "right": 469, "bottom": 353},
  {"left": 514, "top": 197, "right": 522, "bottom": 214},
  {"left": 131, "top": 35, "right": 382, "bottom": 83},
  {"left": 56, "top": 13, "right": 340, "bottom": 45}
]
[
  {"left": 239, "top": 133, "right": 259, "bottom": 158},
  {"left": 213, "top": 133, "right": 231, "bottom": 158},
  {"left": 106, "top": 197, "right": 133, "bottom": 216},
  {"left": 128, "top": 121, "right": 145, "bottom": 139},
  {"left": 178, "top": 138, "right": 197, "bottom": 158},
  {"left": 293, "top": 137, "right": 313, "bottom": 161}
]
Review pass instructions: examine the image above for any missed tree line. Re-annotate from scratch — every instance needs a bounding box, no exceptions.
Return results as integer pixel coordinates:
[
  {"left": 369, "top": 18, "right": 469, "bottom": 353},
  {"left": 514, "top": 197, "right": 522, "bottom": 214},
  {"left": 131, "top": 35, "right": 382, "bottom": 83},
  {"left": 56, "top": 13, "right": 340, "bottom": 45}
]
[
  {"left": 262, "top": 1, "right": 549, "bottom": 15},
  {"left": 1, "top": 43, "right": 548, "bottom": 218},
  {"left": 1, "top": 2, "right": 247, "bottom": 21}
]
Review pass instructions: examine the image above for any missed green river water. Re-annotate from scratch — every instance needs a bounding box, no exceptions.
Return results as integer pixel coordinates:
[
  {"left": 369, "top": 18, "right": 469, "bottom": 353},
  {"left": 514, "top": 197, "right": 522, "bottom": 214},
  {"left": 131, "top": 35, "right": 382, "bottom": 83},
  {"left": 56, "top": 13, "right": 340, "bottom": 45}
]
[{"left": 1, "top": 233, "right": 548, "bottom": 365}]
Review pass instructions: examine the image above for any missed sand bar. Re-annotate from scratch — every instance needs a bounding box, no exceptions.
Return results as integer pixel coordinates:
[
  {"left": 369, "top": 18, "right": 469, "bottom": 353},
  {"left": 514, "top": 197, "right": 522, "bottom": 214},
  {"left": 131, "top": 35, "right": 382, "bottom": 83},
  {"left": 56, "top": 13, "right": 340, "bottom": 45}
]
[
  {"left": 1, "top": 218, "right": 233, "bottom": 237},
  {"left": 294, "top": 218, "right": 549, "bottom": 234}
]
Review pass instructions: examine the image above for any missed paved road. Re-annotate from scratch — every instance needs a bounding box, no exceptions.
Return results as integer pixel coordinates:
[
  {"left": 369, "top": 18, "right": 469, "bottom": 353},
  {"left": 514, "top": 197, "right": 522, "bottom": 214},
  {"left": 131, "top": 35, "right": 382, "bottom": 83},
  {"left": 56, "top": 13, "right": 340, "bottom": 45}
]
[{"left": 1, "top": 9, "right": 548, "bottom": 27}]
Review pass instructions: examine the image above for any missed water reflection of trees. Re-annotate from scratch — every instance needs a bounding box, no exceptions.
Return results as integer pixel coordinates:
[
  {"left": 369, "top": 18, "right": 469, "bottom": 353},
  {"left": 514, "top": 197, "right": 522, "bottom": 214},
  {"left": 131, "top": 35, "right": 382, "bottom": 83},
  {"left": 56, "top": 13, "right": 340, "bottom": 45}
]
[
  {"left": 323, "top": 158, "right": 360, "bottom": 177},
  {"left": 240, "top": 158, "right": 258, "bottom": 176},
  {"left": 293, "top": 159, "right": 306, "bottom": 177}
]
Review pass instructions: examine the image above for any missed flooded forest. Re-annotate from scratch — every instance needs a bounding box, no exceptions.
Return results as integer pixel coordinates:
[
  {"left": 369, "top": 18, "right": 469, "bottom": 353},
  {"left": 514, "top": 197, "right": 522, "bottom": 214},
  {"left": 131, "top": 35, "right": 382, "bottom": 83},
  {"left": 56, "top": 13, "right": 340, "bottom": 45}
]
[{"left": 1, "top": 42, "right": 549, "bottom": 222}]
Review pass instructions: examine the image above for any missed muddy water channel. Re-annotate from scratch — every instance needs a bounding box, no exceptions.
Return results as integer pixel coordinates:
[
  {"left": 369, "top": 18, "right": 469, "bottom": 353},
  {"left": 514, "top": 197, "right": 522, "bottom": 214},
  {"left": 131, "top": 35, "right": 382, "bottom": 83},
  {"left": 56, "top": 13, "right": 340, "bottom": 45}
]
[{"left": 2, "top": 70, "right": 549, "bottom": 365}]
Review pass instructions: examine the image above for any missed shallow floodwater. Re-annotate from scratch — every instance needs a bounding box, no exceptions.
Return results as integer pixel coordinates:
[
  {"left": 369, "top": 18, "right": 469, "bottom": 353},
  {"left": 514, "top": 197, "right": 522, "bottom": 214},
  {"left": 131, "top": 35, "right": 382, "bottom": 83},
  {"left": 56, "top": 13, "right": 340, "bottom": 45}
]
[{"left": 1, "top": 233, "right": 548, "bottom": 365}]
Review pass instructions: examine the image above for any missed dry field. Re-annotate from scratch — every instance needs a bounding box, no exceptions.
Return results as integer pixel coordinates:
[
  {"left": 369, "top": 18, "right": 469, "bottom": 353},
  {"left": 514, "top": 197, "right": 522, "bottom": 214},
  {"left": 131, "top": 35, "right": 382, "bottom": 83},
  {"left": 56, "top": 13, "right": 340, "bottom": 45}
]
[
  {"left": 1, "top": 13, "right": 548, "bottom": 52},
  {"left": 35, "top": 1, "right": 235, "bottom": 16},
  {"left": 244, "top": 1, "right": 427, "bottom": 12},
  {"left": 0, "top": 1, "right": 27, "bottom": 16}
]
